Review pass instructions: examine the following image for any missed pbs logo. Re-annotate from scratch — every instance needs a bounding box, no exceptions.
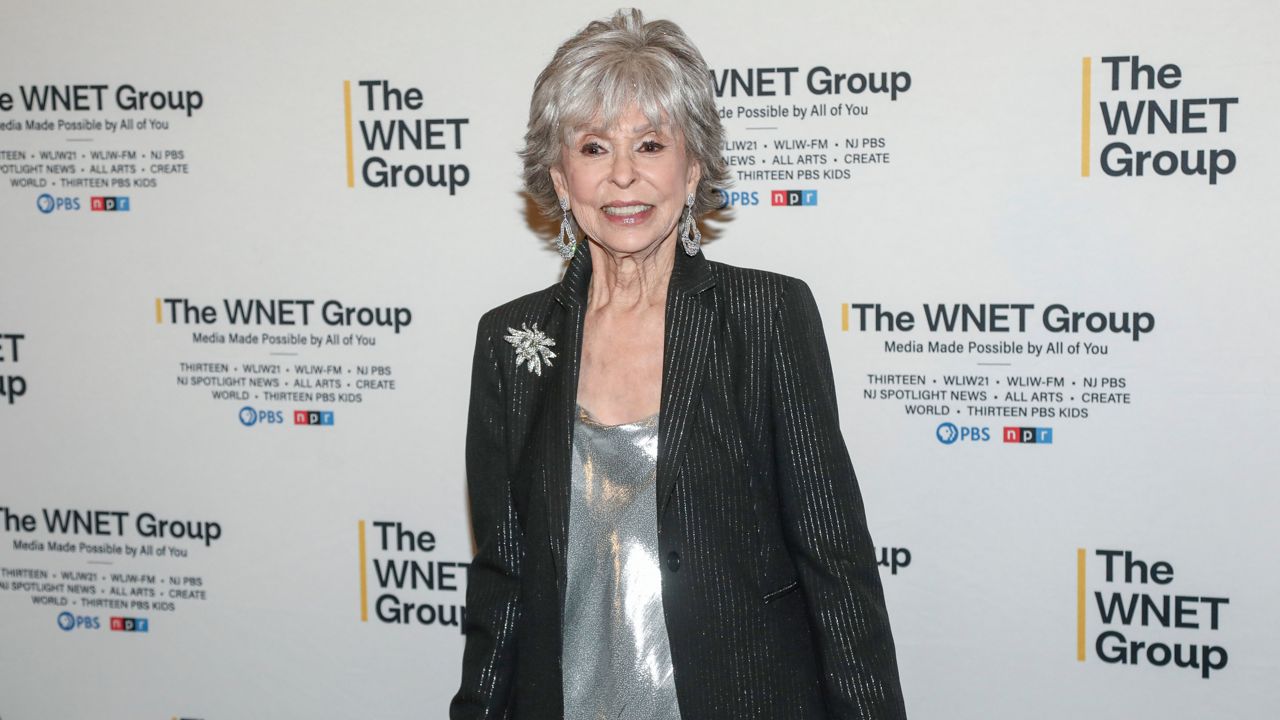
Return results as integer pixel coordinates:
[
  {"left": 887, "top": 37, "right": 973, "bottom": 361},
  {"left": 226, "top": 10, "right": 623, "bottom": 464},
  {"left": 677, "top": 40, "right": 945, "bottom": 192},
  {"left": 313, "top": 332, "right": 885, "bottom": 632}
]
[
  {"left": 36, "top": 193, "right": 81, "bottom": 214},
  {"left": 716, "top": 190, "right": 759, "bottom": 208},
  {"left": 57, "top": 611, "right": 100, "bottom": 631},
  {"left": 936, "top": 422, "right": 990, "bottom": 444},
  {"left": 239, "top": 406, "right": 284, "bottom": 427}
]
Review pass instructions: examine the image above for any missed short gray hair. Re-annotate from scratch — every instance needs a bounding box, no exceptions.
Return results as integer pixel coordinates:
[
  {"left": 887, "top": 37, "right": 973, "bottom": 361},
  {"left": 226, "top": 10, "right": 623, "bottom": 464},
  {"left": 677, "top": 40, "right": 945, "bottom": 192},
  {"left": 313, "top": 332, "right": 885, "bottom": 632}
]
[{"left": 521, "top": 8, "right": 731, "bottom": 222}]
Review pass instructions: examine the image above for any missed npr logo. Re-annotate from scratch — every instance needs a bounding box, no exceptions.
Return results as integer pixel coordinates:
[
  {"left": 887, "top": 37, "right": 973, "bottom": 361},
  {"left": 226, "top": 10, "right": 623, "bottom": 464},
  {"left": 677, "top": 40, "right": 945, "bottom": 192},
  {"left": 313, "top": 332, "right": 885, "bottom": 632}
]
[
  {"left": 770, "top": 189, "right": 818, "bottom": 206},
  {"left": 90, "top": 196, "right": 130, "bottom": 211},
  {"left": 294, "top": 410, "right": 335, "bottom": 426},
  {"left": 1003, "top": 426, "right": 1054, "bottom": 444},
  {"left": 109, "top": 616, "right": 149, "bottom": 632}
]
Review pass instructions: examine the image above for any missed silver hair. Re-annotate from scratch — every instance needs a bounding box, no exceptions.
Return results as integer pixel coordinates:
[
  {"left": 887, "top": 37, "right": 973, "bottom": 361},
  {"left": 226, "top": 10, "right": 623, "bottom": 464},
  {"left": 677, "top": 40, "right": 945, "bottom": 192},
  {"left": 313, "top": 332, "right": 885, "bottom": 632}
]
[{"left": 520, "top": 8, "right": 731, "bottom": 223}]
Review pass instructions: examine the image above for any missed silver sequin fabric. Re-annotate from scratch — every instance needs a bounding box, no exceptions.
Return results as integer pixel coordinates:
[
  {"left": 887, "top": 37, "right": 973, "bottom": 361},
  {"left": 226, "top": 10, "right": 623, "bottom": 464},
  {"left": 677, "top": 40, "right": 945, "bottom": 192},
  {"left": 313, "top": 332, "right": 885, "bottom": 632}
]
[{"left": 562, "top": 404, "right": 683, "bottom": 720}]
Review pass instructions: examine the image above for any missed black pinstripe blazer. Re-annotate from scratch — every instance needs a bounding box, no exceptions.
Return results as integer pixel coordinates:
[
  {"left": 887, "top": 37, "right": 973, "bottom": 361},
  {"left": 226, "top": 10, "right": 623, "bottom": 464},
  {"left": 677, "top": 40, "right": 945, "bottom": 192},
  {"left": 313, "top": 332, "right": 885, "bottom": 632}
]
[{"left": 450, "top": 243, "right": 906, "bottom": 719}]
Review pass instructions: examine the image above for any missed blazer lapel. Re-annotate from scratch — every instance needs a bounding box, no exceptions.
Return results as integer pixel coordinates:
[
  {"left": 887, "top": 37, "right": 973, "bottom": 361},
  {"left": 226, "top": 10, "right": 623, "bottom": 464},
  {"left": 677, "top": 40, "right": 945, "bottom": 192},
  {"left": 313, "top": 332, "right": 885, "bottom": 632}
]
[
  {"left": 544, "top": 243, "right": 718, "bottom": 594},
  {"left": 656, "top": 248, "right": 717, "bottom": 517},
  {"left": 546, "top": 246, "right": 590, "bottom": 595}
]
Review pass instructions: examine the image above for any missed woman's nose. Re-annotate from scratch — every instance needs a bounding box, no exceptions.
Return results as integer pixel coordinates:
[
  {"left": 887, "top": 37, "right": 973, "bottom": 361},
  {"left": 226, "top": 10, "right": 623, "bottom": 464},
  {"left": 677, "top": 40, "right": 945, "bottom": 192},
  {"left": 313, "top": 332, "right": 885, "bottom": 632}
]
[{"left": 609, "top": 149, "right": 636, "bottom": 188}]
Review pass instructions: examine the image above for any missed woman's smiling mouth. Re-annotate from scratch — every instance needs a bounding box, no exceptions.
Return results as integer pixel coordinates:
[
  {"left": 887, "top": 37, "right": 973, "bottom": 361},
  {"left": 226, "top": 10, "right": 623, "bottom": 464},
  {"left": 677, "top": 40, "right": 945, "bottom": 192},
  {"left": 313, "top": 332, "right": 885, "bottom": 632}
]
[{"left": 601, "top": 203, "right": 655, "bottom": 224}]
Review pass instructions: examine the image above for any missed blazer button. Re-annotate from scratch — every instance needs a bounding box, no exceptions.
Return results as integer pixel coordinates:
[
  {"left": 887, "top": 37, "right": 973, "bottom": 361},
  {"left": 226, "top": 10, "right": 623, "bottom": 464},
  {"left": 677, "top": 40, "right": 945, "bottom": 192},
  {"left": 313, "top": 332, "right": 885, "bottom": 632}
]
[{"left": 666, "top": 550, "right": 680, "bottom": 572}]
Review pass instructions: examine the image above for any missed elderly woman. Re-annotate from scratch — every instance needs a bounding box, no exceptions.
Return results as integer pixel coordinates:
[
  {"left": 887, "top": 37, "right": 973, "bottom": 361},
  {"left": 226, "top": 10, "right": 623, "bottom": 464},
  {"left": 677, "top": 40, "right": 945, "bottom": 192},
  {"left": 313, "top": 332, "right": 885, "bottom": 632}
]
[{"left": 451, "top": 9, "right": 906, "bottom": 720}]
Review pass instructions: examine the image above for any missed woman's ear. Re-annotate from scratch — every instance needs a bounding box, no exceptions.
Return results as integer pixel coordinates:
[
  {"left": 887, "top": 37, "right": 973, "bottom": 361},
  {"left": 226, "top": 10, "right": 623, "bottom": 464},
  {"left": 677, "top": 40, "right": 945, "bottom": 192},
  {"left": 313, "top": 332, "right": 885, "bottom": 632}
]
[
  {"left": 550, "top": 165, "right": 567, "bottom": 205},
  {"left": 686, "top": 161, "right": 702, "bottom": 197}
]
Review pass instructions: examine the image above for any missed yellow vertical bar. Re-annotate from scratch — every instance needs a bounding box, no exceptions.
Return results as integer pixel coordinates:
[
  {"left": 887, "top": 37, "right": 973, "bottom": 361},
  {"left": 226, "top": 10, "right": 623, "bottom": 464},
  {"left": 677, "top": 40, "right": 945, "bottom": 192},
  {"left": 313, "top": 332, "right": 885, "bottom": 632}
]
[
  {"left": 154, "top": 298, "right": 162, "bottom": 324},
  {"left": 1076, "top": 548, "right": 1086, "bottom": 660},
  {"left": 841, "top": 303, "right": 849, "bottom": 332},
  {"left": 1080, "top": 58, "right": 1091, "bottom": 177},
  {"left": 343, "top": 80, "right": 355, "bottom": 188},
  {"left": 358, "top": 520, "right": 369, "bottom": 621}
]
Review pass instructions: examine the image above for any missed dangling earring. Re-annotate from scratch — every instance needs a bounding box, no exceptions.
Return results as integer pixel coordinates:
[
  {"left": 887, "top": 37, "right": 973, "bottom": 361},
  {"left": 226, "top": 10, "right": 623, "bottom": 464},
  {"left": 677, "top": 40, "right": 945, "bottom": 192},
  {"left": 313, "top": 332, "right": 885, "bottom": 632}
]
[
  {"left": 554, "top": 196, "right": 577, "bottom": 259},
  {"left": 679, "top": 192, "right": 701, "bottom": 256}
]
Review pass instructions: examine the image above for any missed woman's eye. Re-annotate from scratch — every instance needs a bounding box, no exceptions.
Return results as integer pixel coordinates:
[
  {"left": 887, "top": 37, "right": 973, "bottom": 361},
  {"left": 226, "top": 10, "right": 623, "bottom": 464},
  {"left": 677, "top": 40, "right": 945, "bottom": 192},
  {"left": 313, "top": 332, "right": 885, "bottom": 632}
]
[
  {"left": 639, "top": 140, "right": 664, "bottom": 152},
  {"left": 581, "top": 141, "right": 605, "bottom": 155}
]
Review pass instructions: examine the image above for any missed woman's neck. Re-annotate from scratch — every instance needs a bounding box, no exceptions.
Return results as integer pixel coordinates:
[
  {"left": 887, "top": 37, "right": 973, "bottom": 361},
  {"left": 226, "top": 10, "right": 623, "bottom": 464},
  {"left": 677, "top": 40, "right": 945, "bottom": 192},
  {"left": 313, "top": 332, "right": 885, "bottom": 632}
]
[{"left": 584, "top": 233, "right": 676, "bottom": 312}]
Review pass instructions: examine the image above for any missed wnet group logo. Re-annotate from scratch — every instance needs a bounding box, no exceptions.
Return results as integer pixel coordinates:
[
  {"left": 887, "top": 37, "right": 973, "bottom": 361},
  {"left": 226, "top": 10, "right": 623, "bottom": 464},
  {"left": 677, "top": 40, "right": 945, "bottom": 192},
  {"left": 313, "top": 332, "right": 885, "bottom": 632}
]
[
  {"left": 878, "top": 546, "right": 911, "bottom": 575},
  {"left": 341, "top": 79, "right": 470, "bottom": 194},
  {"left": 356, "top": 519, "right": 468, "bottom": 631},
  {"left": 1080, "top": 54, "right": 1238, "bottom": 184},
  {"left": 1076, "top": 548, "right": 1229, "bottom": 678},
  {"left": 1, "top": 331, "right": 27, "bottom": 406}
]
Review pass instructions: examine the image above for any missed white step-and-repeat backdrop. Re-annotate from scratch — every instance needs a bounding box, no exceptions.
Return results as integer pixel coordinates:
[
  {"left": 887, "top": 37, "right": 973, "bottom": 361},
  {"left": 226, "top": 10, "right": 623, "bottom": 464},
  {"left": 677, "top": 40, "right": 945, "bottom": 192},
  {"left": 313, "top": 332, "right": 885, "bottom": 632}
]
[{"left": 2, "top": 1, "right": 1277, "bottom": 717}]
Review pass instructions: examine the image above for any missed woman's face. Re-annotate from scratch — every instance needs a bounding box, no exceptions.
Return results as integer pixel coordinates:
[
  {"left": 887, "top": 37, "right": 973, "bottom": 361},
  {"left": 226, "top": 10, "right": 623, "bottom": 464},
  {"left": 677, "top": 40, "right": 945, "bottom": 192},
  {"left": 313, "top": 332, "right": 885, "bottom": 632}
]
[{"left": 550, "top": 103, "right": 700, "bottom": 257}]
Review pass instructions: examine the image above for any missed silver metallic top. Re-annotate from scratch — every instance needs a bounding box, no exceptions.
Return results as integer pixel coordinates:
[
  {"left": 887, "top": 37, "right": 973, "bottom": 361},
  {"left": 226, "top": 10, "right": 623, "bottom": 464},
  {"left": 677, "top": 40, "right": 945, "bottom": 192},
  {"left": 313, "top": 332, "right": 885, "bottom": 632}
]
[{"left": 562, "top": 404, "right": 683, "bottom": 720}]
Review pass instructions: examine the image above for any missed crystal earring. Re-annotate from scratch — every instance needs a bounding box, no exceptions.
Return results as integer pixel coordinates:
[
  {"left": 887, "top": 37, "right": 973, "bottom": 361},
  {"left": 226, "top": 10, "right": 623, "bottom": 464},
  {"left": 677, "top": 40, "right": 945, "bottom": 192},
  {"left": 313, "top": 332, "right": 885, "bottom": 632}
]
[
  {"left": 679, "top": 192, "right": 701, "bottom": 256},
  {"left": 554, "top": 196, "right": 578, "bottom": 259}
]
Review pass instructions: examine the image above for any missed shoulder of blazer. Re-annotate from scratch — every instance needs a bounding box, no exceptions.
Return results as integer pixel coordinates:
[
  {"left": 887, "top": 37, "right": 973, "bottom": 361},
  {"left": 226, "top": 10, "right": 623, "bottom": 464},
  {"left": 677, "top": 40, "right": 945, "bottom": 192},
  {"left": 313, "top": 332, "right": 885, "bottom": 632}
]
[
  {"left": 472, "top": 257, "right": 811, "bottom": 355},
  {"left": 476, "top": 283, "right": 559, "bottom": 332},
  {"left": 705, "top": 258, "right": 808, "bottom": 332}
]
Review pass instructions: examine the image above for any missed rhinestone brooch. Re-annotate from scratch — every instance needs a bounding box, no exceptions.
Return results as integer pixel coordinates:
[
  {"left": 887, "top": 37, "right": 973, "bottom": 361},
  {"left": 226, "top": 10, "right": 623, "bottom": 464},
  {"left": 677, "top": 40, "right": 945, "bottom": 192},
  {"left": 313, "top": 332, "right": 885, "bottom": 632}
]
[{"left": 503, "top": 322, "right": 557, "bottom": 376}]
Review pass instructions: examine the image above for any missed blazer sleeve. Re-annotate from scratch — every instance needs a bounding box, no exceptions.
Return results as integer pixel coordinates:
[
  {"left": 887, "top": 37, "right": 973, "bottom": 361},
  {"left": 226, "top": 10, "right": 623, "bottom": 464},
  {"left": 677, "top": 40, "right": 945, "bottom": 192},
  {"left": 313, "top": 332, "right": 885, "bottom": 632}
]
[
  {"left": 450, "top": 312, "right": 524, "bottom": 720},
  {"left": 769, "top": 278, "right": 908, "bottom": 719}
]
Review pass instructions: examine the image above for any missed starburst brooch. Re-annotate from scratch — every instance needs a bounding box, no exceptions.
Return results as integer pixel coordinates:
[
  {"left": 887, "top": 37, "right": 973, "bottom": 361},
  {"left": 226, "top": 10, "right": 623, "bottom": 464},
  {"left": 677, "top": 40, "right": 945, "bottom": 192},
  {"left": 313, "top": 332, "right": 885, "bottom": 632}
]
[{"left": 503, "top": 322, "right": 557, "bottom": 376}]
